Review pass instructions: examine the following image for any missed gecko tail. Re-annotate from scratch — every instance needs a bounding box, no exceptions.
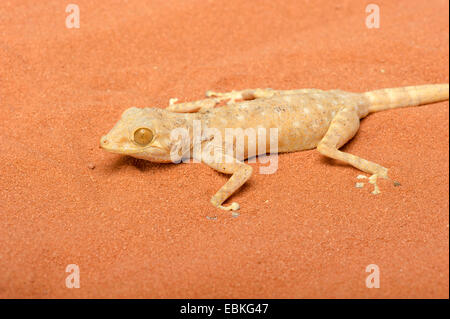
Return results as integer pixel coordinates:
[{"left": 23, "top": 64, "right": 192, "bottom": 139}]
[{"left": 364, "top": 83, "right": 449, "bottom": 113}]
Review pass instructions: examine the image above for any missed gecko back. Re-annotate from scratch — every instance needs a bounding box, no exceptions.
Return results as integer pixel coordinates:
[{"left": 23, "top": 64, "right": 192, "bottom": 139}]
[{"left": 205, "top": 89, "right": 366, "bottom": 153}]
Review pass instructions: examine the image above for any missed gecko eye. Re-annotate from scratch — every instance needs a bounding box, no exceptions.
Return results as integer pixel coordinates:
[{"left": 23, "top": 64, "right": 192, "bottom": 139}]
[{"left": 133, "top": 128, "right": 154, "bottom": 146}]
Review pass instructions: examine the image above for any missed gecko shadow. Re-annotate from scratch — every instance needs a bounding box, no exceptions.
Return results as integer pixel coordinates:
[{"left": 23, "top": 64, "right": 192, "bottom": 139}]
[
  {"left": 106, "top": 155, "right": 176, "bottom": 173},
  {"left": 106, "top": 155, "right": 254, "bottom": 204}
]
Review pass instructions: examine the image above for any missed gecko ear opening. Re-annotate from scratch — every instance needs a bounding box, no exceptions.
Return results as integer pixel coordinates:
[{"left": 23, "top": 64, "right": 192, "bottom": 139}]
[{"left": 133, "top": 128, "right": 154, "bottom": 146}]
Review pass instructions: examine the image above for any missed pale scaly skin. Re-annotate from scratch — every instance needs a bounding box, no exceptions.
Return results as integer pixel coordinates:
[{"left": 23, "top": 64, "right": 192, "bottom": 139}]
[{"left": 100, "top": 84, "right": 449, "bottom": 211}]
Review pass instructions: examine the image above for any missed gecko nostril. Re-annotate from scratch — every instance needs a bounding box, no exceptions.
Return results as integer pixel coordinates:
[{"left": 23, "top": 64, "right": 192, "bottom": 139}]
[{"left": 100, "top": 136, "right": 109, "bottom": 146}]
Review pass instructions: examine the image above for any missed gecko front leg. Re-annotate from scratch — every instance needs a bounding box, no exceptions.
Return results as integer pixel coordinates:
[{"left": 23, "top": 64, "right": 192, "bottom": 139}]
[
  {"left": 205, "top": 88, "right": 277, "bottom": 104},
  {"left": 168, "top": 88, "right": 325, "bottom": 112},
  {"left": 205, "top": 88, "right": 324, "bottom": 104},
  {"left": 198, "top": 142, "right": 253, "bottom": 211},
  {"left": 166, "top": 97, "right": 219, "bottom": 113}
]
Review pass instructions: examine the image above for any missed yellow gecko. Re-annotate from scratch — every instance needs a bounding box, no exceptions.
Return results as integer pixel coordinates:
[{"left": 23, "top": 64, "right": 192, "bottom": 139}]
[{"left": 100, "top": 84, "right": 449, "bottom": 211}]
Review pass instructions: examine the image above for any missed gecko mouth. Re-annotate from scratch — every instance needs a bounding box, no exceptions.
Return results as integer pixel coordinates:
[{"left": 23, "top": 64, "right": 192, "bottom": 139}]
[
  {"left": 100, "top": 135, "right": 171, "bottom": 161},
  {"left": 100, "top": 136, "right": 141, "bottom": 155},
  {"left": 100, "top": 145, "right": 140, "bottom": 155}
]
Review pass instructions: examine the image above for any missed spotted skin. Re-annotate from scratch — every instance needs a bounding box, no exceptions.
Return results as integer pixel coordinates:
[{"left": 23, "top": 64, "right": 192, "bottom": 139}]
[{"left": 100, "top": 84, "right": 449, "bottom": 211}]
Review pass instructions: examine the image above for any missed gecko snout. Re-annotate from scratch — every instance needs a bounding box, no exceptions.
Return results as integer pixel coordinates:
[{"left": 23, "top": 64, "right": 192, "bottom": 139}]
[{"left": 100, "top": 135, "right": 109, "bottom": 148}]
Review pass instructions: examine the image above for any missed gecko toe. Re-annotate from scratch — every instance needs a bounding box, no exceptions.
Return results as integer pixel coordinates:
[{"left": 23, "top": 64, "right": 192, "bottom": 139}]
[{"left": 368, "top": 174, "right": 381, "bottom": 194}]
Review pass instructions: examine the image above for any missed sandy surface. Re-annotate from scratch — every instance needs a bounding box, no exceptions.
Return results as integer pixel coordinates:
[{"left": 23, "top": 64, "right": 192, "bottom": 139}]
[{"left": 0, "top": 0, "right": 448, "bottom": 298}]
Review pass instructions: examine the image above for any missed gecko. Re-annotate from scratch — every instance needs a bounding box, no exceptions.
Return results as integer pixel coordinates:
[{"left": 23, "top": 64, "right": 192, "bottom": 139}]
[{"left": 100, "top": 84, "right": 449, "bottom": 211}]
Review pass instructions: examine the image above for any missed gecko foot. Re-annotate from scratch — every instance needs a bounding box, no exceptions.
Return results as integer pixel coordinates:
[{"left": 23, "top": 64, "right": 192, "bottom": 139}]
[
  {"left": 218, "top": 202, "right": 240, "bottom": 211},
  {"left": 355, "top": 173, "right": 398, "bottom": 194},
  {"left": 354, "top": 174, "right": 382, "bottom": 194}
]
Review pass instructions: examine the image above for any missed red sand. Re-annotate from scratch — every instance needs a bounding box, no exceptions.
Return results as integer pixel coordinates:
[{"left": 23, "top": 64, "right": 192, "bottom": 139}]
[{"left": 0, "top": 0, "right": 448, "bottom": 298}]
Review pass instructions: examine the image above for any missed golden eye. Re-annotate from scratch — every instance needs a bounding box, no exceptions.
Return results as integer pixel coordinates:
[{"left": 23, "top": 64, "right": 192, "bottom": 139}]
[{"left": 133, "top": 128, "right": 154, "bottom": 146}]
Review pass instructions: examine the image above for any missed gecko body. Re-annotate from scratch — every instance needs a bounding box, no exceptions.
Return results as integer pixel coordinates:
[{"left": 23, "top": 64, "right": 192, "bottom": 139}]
[{"left": 100, "top": 84, "right": 449, "bottom": 211}]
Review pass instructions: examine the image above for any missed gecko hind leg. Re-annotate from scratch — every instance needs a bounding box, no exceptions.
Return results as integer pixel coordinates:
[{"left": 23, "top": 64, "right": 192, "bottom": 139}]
[{"left": 316, "top": 107, "right": 389, "bottom": 193}]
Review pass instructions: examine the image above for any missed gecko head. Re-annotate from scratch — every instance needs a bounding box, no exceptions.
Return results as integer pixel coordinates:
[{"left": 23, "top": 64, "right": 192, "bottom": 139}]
[{"left": 100, "top": 107, "right": 176, "bottom": 163}]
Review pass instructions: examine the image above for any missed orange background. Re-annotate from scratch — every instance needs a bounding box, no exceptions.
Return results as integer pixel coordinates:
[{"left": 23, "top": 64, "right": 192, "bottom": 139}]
[{"left": 0, "top": 0, "right": 448, "bottom": 298}]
